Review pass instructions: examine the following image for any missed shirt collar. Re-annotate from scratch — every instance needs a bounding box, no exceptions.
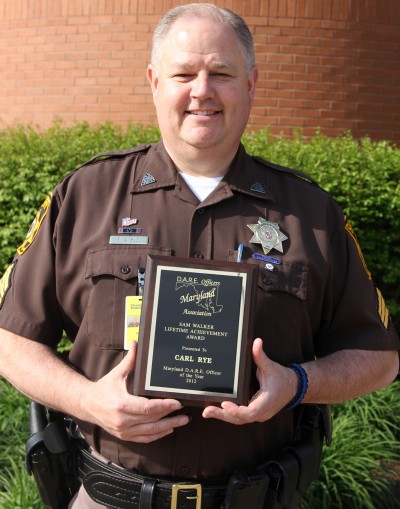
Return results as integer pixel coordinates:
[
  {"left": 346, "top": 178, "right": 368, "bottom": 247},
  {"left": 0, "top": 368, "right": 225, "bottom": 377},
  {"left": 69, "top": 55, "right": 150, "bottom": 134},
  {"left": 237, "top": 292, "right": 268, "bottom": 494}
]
[
  {"left": 131, "top": 141, "right": 178, "bottom": 193},
  {"left": 223, "top": 144, "right": 274, "bottom": 202},
  {"left": 131, "top": 141, "right": 275, "bottom": 203}
]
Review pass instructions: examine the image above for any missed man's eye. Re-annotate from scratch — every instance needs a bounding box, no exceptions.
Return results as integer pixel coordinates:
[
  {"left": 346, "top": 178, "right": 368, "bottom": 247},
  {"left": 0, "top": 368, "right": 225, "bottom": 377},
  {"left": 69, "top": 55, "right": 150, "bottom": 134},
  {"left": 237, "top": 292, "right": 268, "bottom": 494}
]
[{"left": 212, "top": 73, "right": 232, "bottom": 79}]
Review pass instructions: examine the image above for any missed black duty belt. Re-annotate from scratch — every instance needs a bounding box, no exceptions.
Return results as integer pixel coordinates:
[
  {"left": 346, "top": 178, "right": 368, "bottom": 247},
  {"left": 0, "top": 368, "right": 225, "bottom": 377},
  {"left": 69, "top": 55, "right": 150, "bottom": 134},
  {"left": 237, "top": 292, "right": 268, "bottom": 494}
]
[
  {"left": 26, "top": 402, "right": 330, "bottom": 509},
  {"left": 75, "top": 444, "right": 300, "bottom": 509},
  {"left": 77, "top": 446, "right": 228, "bottom": 509}
]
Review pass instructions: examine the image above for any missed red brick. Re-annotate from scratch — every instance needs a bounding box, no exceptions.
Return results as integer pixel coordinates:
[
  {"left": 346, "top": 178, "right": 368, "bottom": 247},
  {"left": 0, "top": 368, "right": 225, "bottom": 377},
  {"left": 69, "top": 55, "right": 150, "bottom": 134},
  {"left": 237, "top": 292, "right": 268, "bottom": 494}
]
[{"left": 0, "top": 0, "right": 399, "bottom": 145}]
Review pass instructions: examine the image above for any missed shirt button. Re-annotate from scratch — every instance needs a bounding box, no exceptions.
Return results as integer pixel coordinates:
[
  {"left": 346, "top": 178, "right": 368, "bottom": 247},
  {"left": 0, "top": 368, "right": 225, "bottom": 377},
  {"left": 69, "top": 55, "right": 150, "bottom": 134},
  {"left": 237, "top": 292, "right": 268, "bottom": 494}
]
[
  {"left": 193, "top": 253, "right": 204, "bottom": 259},
  {"left": 120, "top": 266, "right": 131, "bottom": 275},
  {"left": 180, "top": 466, "right": 191, "bottom": 475},
  {"left": 262, "top": 276, "right": 273, "bottom": 286},
  {"left": 196, "top": 208, "right": 205, "bottom": 215}
]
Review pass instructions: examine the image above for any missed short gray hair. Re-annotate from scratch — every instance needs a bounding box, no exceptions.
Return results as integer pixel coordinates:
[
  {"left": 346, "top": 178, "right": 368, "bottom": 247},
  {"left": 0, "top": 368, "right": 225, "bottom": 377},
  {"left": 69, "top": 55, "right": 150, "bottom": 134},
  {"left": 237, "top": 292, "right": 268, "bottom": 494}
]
[{"left": 151, "top": 3, "right": 255, "bottom": 73}]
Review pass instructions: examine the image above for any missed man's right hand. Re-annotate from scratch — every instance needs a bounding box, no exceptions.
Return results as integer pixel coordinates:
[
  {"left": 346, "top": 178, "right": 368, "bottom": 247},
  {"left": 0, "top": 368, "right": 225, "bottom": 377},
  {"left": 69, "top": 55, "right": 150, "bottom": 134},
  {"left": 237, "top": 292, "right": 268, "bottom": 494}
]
[{"left": 82, "top": 343, "right": 190, "bottom": 443}]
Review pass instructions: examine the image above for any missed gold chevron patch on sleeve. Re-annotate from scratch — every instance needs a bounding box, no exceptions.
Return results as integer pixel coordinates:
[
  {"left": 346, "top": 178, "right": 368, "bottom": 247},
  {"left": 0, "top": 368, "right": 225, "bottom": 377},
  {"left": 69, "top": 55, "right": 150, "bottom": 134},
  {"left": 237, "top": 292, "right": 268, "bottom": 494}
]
[
  {"left": 376, "top": 287, "right": 389, "bottom": 329},
  {"left": 17, "top": 193, "right": 52, "bottom": 256},
  {"left": 0, "top": 262, "right": 16, "bottom": 309},
  {"left": 344, "top": 216, "right": 371, "bottom": 280}
]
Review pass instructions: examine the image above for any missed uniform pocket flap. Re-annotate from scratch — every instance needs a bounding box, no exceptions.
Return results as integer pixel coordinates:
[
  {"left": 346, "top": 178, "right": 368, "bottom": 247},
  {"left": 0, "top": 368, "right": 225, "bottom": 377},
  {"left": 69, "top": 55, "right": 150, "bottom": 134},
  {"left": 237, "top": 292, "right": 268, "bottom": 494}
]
[
  {"left": 85, "top": 246, "right": 172, "bottom": 281},
  {"left": 258, "top": 261, "right": 308, "bottom": 300}
]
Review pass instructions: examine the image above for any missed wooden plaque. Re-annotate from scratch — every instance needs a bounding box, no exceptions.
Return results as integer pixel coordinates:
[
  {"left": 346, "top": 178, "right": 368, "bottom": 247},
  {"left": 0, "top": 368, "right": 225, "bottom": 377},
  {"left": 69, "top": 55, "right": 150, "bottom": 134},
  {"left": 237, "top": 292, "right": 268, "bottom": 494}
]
[{"left": 133, "top": 255, "right": 258, "bottom": 406}]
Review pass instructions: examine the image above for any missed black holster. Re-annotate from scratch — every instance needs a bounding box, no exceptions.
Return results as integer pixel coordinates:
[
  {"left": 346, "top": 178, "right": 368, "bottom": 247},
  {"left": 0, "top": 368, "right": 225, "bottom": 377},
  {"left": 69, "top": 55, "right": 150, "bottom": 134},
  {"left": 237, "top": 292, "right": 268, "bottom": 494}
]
[
  {"left": 222, "top": 404, "right": 332, "bottom": 509},
  {"left": 262, "top": 404, "right": 331, "bottom": 509},
  {"left": 25, "top": 401, "right": 79, "bottom": 509}
]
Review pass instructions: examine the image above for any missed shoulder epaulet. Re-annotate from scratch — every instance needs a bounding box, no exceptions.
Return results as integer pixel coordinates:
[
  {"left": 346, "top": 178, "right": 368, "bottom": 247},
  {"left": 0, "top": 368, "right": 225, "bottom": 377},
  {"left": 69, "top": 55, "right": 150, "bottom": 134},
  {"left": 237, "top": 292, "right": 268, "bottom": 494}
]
[
  {"left": 79, "top": 144, "right": 152, "bottom": 168},
  {"left": 252, "top": 156, "right": 319, "bottom": 187}
]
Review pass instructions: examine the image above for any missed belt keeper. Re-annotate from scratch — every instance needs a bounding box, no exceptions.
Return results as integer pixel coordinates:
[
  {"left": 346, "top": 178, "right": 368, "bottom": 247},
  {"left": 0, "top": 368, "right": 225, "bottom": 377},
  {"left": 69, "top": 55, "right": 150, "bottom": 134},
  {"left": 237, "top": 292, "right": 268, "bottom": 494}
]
[
  {"left": 285, "top": 363, "right": 308, "bottom": 409},
  {"left": 140, "top": 478, "right": 156, "bottom": 509}
]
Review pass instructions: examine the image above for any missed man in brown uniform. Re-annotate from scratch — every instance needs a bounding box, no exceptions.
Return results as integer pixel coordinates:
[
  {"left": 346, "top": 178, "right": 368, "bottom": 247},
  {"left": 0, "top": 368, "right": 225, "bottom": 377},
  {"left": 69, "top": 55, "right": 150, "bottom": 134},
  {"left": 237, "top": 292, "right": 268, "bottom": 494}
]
[{"left": 0, "top": 4, "right": 399, "bottom": 509}]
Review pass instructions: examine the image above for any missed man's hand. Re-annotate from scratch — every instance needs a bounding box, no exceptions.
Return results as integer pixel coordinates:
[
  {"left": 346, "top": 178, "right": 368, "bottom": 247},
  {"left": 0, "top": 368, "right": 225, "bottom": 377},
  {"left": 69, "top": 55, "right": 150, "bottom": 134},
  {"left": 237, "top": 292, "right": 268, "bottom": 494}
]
[
  {"left": 202, "top": 338, "right": 297, "bottom": 424},
  {"left": 82, "top": 343, "right": 190, "bottom": 443}
]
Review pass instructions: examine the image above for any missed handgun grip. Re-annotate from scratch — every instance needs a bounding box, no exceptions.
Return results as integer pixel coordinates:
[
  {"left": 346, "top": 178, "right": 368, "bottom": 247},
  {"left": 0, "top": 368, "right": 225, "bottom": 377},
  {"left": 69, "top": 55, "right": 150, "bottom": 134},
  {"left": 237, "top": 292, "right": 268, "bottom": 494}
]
[{"left": 29, "top": 401, "right": 48, "bottom": 435}]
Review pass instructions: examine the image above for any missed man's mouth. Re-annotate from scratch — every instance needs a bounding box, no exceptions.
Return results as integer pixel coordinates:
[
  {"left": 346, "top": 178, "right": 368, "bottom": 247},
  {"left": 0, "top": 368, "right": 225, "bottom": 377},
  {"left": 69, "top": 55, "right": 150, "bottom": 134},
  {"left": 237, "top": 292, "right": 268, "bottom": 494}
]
[{"left": 187, "top": 110, "right": 220, "bottom": 116}]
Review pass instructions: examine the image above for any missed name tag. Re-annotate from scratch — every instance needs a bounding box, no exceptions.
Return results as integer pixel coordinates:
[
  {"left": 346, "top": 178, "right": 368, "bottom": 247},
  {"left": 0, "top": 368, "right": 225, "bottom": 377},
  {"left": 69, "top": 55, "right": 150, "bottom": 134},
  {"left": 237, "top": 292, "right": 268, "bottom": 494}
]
[{"left": 109, "top": 236, "right": 149, "bottom": 245}]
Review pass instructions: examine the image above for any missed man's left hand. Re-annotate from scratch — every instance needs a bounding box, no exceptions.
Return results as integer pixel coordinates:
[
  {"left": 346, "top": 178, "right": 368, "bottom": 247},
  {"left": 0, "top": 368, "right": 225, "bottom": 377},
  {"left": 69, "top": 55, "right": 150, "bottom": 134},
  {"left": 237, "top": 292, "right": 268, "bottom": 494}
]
[{"left": 202, "top": 338, "right": 297, "bottom": 424}]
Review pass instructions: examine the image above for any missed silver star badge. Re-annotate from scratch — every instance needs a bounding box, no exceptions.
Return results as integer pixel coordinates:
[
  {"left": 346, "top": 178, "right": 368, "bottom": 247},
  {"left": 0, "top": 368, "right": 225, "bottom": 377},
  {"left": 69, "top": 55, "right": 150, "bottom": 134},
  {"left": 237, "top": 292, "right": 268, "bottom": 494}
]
[{"left": 248, "top": 218, "right": 288, "bottom": 255}]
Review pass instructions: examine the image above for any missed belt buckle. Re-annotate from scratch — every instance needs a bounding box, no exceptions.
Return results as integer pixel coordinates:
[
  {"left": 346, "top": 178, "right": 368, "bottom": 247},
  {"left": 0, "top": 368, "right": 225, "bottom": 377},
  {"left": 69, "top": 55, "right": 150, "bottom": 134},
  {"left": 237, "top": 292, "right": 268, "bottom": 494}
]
[{"left": 171, "top": 483, "right": 202, "bottom": 509}]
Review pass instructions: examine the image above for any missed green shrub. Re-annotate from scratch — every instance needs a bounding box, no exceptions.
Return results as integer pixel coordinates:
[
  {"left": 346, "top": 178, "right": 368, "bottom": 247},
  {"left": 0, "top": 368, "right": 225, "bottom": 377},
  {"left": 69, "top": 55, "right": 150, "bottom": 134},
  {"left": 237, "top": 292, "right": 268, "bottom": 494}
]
[
  {"left": 303, "top": 381, "right": 400, "bottom": 509},
  {"left": 0, "top": 379, "right": 42, "bottom": 508}
]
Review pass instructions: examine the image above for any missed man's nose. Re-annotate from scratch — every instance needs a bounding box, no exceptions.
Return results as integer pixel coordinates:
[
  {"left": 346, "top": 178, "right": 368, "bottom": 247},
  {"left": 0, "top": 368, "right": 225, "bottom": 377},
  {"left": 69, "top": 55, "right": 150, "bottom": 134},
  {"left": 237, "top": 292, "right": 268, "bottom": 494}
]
[{"left": 190, "top": 74, "right": 214, "bottom": 100}]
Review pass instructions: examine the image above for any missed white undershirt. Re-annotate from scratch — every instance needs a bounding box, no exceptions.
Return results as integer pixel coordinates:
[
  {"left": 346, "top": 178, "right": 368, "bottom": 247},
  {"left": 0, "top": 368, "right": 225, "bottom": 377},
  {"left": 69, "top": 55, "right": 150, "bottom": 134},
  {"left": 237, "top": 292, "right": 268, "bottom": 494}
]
[{"left": 180, "top": 172, "right": 223, "bottom": 202}]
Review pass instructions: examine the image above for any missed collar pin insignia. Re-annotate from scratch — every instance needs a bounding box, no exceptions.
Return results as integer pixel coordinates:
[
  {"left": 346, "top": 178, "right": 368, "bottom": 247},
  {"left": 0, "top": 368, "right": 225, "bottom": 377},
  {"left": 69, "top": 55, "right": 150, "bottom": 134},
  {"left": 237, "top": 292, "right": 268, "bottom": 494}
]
[
  {"left": 250, "top": 182, "right": 266, "bottom": 193},
  {"left": 248, "top": 217, "right": 288, "bottom": 255},
  {"left": 141, "top": 173, "right": 156, "bottom": 186}
]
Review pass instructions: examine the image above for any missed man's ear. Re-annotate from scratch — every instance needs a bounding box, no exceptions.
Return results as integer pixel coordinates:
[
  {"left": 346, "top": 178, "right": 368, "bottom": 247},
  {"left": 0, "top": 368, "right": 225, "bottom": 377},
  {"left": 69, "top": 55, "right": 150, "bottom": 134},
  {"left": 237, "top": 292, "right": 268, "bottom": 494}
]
[
  {"left": 147, "top": 64, "right": 158, "bottom": 99},
  {"left": 248, "top": 66, "right": 258, "bottom": 105}
]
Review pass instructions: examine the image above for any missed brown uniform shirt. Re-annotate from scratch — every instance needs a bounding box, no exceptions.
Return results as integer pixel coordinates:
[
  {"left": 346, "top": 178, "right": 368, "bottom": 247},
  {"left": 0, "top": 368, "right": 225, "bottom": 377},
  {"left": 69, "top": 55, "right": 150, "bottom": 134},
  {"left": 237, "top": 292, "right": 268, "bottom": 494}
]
[{"left": 0, "top": 142, "right": 398, "bottom": 479}]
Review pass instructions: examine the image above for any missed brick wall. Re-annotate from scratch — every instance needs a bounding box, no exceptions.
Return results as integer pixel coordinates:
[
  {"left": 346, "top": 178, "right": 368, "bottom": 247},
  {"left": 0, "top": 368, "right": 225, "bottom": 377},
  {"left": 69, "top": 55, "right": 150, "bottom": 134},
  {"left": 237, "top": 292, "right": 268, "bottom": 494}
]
[{"left": 1, "top": 0, "right": 399, "bottom": 144}]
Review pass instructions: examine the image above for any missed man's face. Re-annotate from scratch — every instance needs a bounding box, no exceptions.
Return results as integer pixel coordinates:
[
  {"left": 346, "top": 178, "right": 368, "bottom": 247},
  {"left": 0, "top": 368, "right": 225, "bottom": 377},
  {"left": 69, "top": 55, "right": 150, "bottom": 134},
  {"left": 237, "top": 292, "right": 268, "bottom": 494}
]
[{"left": 148, "top": 16, "right": 258, "bottom": 171}]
